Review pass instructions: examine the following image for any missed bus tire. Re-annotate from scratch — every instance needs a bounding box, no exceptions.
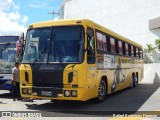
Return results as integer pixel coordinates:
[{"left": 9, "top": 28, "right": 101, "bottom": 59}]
[
  {"left": 130, "top": 74, "right": 138, "bottom": 88},
  {"left": 130, "top": 76, "right": 134, "bottom": 88},
  {"left": 94, "top": 80, "right": 107, "bottom": 103},
  {"left": 133, "top": 75, "right": 138, "bottom": 87}
]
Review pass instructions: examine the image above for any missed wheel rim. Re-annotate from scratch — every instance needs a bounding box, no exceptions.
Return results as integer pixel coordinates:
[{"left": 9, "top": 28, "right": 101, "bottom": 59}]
[{"left": 98, "top": 81, "right": 106, "bottom": 100}]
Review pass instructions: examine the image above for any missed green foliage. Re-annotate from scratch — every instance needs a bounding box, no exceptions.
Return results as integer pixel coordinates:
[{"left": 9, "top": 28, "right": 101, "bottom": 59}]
[
  {"left": 155, "top": 39, "right": 160, "bottom": 50},
  {"left": 146, "top": 44, "right": 156, "bottom": 53}
]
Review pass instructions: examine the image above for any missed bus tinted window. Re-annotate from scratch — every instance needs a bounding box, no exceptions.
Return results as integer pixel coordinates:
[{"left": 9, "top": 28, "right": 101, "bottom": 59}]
[
  {"left": 131, "top": 45, "right": 134, "bottom": 57},
  {"left": 133, "top": 46, "right": 136, "bottom": 57},
  {"left": 139, "top": 48, "right": 143, "bottom": 59},
  {"left": 115, "top": 39, "right": 119, "bottom": 54},
  {"left": 96, "top": 32, "right": 103, "bottom": 51},
  {"left": 136, "top": 48, "right": 139, "bottom": 57},
  {"left": 96, "top": 31, "right": 107, "bottom": 52},
  {"left": 125, "top": 43, "right": 129, "bottom": 56},
  {"left": 110, "top": 37, "right": 115, "bottom": 53},
  {"left": 118, "top": 41, "right": 123, "bottom": 55},
  {"left": 103, "top": 35, "right": 107, "bottom": 52}
]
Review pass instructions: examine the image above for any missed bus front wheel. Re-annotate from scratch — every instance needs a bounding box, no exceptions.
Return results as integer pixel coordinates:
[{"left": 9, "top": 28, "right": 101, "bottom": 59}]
[{"left": 95, "top": 80, "right": 107, "bottom": 103}]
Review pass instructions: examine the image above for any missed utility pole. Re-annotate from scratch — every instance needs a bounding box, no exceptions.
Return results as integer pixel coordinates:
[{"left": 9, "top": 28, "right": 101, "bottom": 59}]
[{"left": 48, "top": 11, "right": 59, "bottom": 20}]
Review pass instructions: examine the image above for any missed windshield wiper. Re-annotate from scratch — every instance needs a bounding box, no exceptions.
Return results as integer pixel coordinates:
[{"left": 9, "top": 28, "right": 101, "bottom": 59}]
[
  {"left": 49, "top": 37, "right": 62, "bottom": 63},
  {"left": 32, "top": 50, "right": 45, "bottom": 65},
  {"left": 32, "top": 44, "right": 49, "bottom": 65},
  {"left": 52, "top": 47, "right": 62, "bottom": 63}
]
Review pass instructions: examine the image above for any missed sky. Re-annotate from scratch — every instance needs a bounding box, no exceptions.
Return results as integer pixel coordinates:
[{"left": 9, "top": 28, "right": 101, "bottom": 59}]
[{"left": 0, "top": 0, "right": 63, "bottom": 35}]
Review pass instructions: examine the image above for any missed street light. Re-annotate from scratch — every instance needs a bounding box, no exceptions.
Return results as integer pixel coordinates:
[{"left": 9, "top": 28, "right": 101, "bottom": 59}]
[{"left": 48, "top": 11, "right": 59, "bottom": 20}]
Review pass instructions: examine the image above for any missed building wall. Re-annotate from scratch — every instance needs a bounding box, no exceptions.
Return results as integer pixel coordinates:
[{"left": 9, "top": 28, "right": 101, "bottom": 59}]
[{"left": 60, "top": 0, "right": 160, "bottom": 47}]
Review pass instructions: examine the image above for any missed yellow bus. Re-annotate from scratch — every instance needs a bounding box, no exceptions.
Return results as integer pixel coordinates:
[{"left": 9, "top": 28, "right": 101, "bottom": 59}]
[{"left": 20, "top": 19, "right": 144, "bottom": 103}]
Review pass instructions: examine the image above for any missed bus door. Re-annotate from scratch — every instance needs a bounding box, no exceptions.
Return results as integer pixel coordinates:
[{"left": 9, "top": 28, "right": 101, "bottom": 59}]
[{"left": 86, "top": 27, "right": 96, "bottom": 89}]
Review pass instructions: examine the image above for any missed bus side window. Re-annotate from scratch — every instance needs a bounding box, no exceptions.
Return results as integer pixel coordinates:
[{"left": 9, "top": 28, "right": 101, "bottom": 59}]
[
  {"left": 125, "top": 43, "right": 129, "bottom": 56},
  {"left": 103, "top": 34, "right": 107, "bottom": 52},
  {"left": 96, "top": 31, "right": 107, "bottom": 52},
  {"left": 110, "top": 37, "right": 115, "bottom": 53},
  {"left": 139, "top": 48, "right": 142, "bottom": 59},
  {"left": 87, "top": 28, "right": 95, "bottom": 64},
  {"left": 118, "top": 41, "right": 123, "bottom": 55},
  {"left": 96, "top": 31, "right": 103, "bottom": 51},
  {"left": 136, "top": 47, "right": 139, "bottom": 58},
  {"left": 131, "top": 45, "right": 134, "bottom": 57}
]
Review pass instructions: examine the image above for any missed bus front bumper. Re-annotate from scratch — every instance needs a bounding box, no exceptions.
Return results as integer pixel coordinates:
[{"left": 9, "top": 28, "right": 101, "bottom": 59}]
[{"left": 20, "top": 86, "right": 85, "bottom": 101}]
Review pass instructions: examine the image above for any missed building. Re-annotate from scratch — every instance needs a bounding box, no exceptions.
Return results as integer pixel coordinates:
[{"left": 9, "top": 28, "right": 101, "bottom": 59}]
[{"left": 59, "top": 0, "right": 160, "bottom": 47}]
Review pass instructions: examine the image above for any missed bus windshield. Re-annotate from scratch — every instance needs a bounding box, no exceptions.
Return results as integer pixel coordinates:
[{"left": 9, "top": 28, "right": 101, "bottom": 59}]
[
  {"left": 22, "top": 26, "right": 84, "bottom": 63},
  {"left": 0, "top": 36, "right": 19, "bottom": 74}
]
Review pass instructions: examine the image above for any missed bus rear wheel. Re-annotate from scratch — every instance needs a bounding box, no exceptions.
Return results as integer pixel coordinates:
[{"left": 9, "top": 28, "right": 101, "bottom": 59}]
[
  {"left": 133, "top": 75, "right": 138, "bottom": 87},
  {"left": 95, "top": 80, "right": 107, "bottom": 103},
  {"left": 131, "top": 74, "right": 138, "bottom": 88}
]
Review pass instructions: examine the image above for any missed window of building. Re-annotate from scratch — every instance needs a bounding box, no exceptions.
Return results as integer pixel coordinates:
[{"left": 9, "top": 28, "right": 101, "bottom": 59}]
[{"left": 110, "top": 37, "right": 115, "bottom": 53}]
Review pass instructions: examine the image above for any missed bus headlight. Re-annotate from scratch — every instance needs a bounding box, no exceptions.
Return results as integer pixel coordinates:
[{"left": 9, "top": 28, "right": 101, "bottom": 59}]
[
  {"left": 71, "top": 90, "right": 77, "bottom": 97},
  {"left": 64, "top": 90, "right": 70, "bottom": 97},
  {"left": 22, "top": 88, "right": 27, "bottom": 94},
  {"left": 27, "top": 88, "right": 32, "bottom": 95}
]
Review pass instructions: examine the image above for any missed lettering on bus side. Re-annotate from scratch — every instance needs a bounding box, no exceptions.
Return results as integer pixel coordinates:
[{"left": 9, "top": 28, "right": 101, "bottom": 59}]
[{"left": 121, "top": 59, "right": 131, "bottom": 63}]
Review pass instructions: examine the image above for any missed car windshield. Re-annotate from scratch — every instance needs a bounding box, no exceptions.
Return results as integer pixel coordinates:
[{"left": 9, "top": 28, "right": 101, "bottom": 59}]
[{"left": 22, "top": 26, "right": 84, "bottom": 64}]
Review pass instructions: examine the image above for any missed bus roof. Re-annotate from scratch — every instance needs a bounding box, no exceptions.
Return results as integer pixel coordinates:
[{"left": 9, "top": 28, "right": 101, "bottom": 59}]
[{"left": 29, "top": 19, "right": 142, "bottom": 48}]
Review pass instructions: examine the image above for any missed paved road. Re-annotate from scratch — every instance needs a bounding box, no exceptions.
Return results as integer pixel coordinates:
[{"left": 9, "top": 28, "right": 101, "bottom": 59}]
[{"left": 0, "top": 64, "right": 160, "bottom": 120}]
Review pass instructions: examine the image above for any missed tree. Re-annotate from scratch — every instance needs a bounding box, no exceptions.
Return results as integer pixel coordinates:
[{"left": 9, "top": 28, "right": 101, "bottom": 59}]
[
  {"left": 155, "top": 39, "right": 160, "bottom": 50},
  {"left": 146, "top": 44, "right": 156, "bottom": 53}
]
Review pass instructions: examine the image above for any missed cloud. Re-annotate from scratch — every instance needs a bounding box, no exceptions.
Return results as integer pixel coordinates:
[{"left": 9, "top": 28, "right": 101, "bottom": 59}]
[
  {"left": 0, "top": 0, "right": 28, "bottom": 36},
  {"left": 21, "top": 16, "right": 29, "bottom": 25},
  {"left": 29, "top": 3, "right": 47, "bottom": 8}
]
